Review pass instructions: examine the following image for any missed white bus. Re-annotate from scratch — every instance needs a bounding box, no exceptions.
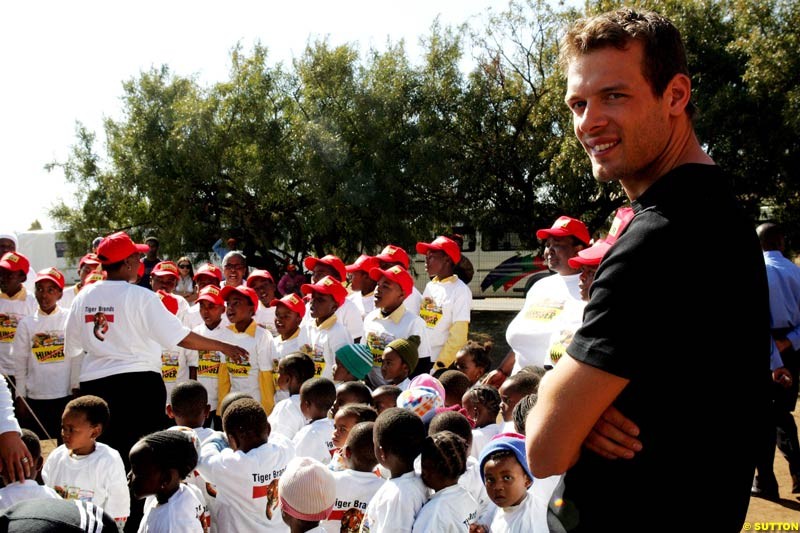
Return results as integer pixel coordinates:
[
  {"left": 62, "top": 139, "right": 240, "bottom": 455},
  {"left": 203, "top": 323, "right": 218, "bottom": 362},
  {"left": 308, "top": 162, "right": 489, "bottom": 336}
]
[
  {"left": 411, "top": 228, "right": 552, "bottom": 298},
  {"left": 15, "top": 230, "right": 80, "bottom": 285}
]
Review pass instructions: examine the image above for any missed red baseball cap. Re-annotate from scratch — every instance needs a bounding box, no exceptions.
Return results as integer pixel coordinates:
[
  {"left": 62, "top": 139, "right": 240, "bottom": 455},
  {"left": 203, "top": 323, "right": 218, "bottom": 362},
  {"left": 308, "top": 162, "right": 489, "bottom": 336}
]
[
  {"left": 96, "top": 232, "right": 150, "bottom": 264},
  {"left": 269, "top": 293, "right": 306, "bottom": 318},
  {"left": 345, "top": 255, "right": 380, "bottom": 274},
  {"left": 375, "top": 244, "right": 410, "bottom": 269},
  {"left": 369, "top": 265, "right": 414, "bottom": 299},
  {"left": 196, "top": 285, "right": 224, "bottom": 306},
  {"left": 301, "top": 275, "right": 348, "bottom": 306},
  {"left": 246, "top": 269, "right": 275, "bottom": 286},
  {"left": 157, "top": 290, "right": 179, "bottom": 315},
  {"left": 194, "top": 263, "right": 223, "bottom": 282},
  {"left": 605, "top": 206, "right": 635, "bottom": 245},
  {"left": 0, "top": 252, "right": 30, "bottom": 273},
  {"left": 78, "top": 253, "right": 101, "bottom": 270},
  {"left": 416, "top": 236, "right": 461, "bottom": 264},
  {"left": 220, "top": 285, "right": 259, "bottom": 311},
  {"left": 567, "top": 207, "right": 634, "bottom": 268},
  {"left": 151, "top": 261, "right": 180, "bottom": 279},
  {"left": 35, "top": 267, "right": 65, "bottom": 290},
  {"left": 303, "top": 255, "right": 347, "bottom": 282},
  {"left": 536, "top": 216, "right": 591, "bottom": 245}
]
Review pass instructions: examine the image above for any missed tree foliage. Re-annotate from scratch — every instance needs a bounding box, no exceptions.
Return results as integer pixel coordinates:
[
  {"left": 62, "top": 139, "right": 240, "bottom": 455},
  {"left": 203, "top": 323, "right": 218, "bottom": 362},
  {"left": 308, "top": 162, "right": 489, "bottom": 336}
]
[{"left": 50, "top": 0, "right": 800, "bottom": 263}]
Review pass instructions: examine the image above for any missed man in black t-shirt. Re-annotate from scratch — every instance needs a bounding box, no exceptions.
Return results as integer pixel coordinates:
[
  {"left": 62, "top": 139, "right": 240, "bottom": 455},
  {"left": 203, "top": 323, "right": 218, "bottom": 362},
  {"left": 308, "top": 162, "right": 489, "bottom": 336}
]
[{"left": 525, "top": 8, "right": 772, "bottom": 532}]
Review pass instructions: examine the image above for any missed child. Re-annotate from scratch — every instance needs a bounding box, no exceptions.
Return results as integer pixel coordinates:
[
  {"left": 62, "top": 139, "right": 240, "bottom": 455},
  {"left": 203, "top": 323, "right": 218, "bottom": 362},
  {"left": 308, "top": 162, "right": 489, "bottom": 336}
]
[
  {"left": 150, "top": 260, "right": 191, "bottom": 322},
  {"left": 438, "top": 369, "right": 471, "bottom": 408},
  {"left": 370, "top": 385, "right": 402, "bottom": 414},
  {"left": 293, "top": 377, "right": 336, "bottom": 464},
  {"left": 454, "top": 340, "right": 493, "bottom": 385},
  {"left": 321, "top": 421, "right": 386, "bottom": 532},
  {"left": 41, "top": 395, "right": 130, "bottom": 529},
  {"left": 218, "top": 285, "right": 276, "bottom": 415},
  {"left": 344, "top": 254, "right": 380, "bottom": 319},
  {"left": 300, "top": 276, "right": 353, "bottom": 380},
  {"left": 380, "top": 335, "right": 420, "bottom": 390},
  {"left": 248, "top": 269, "right": 279, "bottom": 336},
  {"left": 0, "top": 251, "right": 37, "bottom": 380},
  {"left": 269, "top": 352, "right": 316, "bottom": 440},
  {"left": 278, "top": 456, "right": 336, "bottom": 533},
  {"left": 271, "top": 293, "right": 311, "bottom": 404},
  {"left": 512, "top": 393, "right": 538, "bottom": 435},
  {"left": 498, "top": 373, "right": 540, "bottom": 432},
  {"left": 361, "top": 408, "right": 428, "bottom": 531},
  {"left": 186, "top": 285, "right": 228, "bottom": 428},
  {"left": 362, "top": 265, "right": 429, "bottom": 388},
  {"left": 413, "top": 431, "right": 478, "bottom": 531},
  {"left": 12, "top": 267, "right": 76, "bottom": 443},
  {"left": 0, "top": 429, "right": 60, "bottom": 511},
  {"left": 462, "top": 385, "right": 503, "bottom": 460},
  {"left": 415, "top": 236, "right": 472, "bottom": 374},
  {"left": 332, "top": 343, "right": 373, "bottom": 383},
  {"left": 129, "top": 430, "right": 207, "bottom": 532},
  {"left": 374, "top": 244, "right": 423, "bottom": 316},
  {"left": 197, "top": 397, "right": 295, "bottom": 531},
  {"left": 158, "top": 290, "right": 193, "bottom": 410},
  {"left": 397, "top": 385, "right": 444, "bottom": 428},
  {"left": 478, "top": 436, "right": 539, "bottom": 533},
  {"left": 184, "top": 263, "right": 225, "bottom": 331},
  {"left": 302, "top": 254, "right": 364, "bottom": 342},
  {"left": 329, "top": 403, "right": 378, "bottom": 472},
  {"left": 330, "top": 381, "right": 373, "bottom": 418}
]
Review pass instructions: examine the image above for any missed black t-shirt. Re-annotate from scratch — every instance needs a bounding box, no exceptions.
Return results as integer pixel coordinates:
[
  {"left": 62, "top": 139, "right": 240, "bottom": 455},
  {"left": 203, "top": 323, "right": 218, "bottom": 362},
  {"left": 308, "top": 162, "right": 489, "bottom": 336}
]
[{"left": 563, "top": 164, "right": 772, "bottom": 532}]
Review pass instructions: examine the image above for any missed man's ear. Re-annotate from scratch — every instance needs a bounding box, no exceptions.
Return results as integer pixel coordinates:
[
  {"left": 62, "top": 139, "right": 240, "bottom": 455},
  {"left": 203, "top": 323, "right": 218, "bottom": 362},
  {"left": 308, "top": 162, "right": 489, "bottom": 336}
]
[{"left": 666, "top": 73, "right": 692, "bottom": 117}]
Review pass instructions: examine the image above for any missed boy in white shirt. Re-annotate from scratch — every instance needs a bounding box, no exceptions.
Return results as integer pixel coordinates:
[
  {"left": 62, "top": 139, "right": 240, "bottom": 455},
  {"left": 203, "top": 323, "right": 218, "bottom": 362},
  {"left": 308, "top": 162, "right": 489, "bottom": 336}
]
[
  {"left": 345, "top": 255, "right": 380, "bottom": 319},
  {"left": 292, "top": 377, "right": 336, "bottom": 464},
  {"left": 0, "top": 251, "right": 38, "bottom": 380},
  {"left": 157, "top": 290, "right": 193, "bottom": 409},
  {"left": 374, "top": 245, "right": 423, "bottom": 317},
  {"left": 415, "top": 236, "right": 472, "bottom": 374},
  {"left": 12, "top": 267, "right": 77, "bottom": 443},
  {"left": 0, "top": 429, "right": 61, "bottom": 511},
  {"left": 150, "top": 260, "right": 191, "bottom": 322},
  {"left": 269, "top": 353, "right": 317, "bottom": 440},
  {"left": 300, "top": 276, "right": 352, "bottom": 380},
  {"left": 248, "top": 269, "right": 279, "bottom": 336},
  {"left": 302, "top": 254, "right": 364, "bottom": 342},
  {"left": 41, "top": 395, "right": 130, "bottom": 530},
  {"left": 322, "top": 421, "right": 385, "bottom": 532},
  {"left": 360, "top": 408, "right": 428, "bottom": 532},
  {"left": 183, "top": 263, "right": 225, "bottom": 331},
  {"left": 197, "top": 396, "right": 295, "bottom": 532},
  {"left": 218, "top": 284, "right": 276, "bottom": 415}
]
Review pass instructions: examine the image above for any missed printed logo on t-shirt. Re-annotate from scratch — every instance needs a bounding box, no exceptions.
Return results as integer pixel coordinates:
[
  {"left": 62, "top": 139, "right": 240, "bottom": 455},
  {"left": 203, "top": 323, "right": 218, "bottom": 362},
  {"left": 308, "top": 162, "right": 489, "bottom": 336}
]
[
  {"left": 54, "top": 484, "right": 95, "bottom": 502},
  {"left": 252, "top": 466, "right": 286, "bottom": 520},
  {"left": 548, "top": 327, "right": 576, "bottom": 366},
  {"left": 522, "top": 297, "right": 565, "bottom": 323},
  {"left": 83, "top": 306, "right": 115, "bottom": 341},
  {"left": 366, "top": 332, "right": 395, "bottom": 366},
  {"left": 328, "top": 500, "right": 368, "bottom": 532},
  {"left": 198, "top": 350, "right": 221, "bottom": 378},
  {"left": 161, "top": 350, "right": 180, "bottom": 382},
  {"left": 310, "top": 343, "right": 326, "bottom": 377},
  {"left": 419, "top": 297, "right": 443, "bottom": 329},
  {"left": 0, "top": 313, "right": 21, "bottom": 343},
  {"left": 31, "top": 331, "right": 65, "bottom": 363},
  {"left": 227, "top": 357, "right": 252, "bottom": 378}
]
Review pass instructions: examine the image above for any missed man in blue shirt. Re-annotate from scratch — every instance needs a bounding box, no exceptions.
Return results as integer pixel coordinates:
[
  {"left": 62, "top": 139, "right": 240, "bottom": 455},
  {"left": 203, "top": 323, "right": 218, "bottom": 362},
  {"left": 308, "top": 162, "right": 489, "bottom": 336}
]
[{"left": 754, "top": 222, "right": 800, "bottom": 499}]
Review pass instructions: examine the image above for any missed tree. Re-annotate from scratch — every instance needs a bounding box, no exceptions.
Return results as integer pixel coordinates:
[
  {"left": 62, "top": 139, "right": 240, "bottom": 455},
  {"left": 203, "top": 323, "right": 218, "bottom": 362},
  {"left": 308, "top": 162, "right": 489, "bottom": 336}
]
[{"left": 27, "top": 219, "right": 42, "bottom": 231}]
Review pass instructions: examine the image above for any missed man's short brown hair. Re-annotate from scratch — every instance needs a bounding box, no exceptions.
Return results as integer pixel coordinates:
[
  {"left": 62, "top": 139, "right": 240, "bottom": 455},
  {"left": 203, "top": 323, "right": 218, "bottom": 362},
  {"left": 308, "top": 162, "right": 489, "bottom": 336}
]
[{"left": 560, "top": 7, "right": 695, "bottom": 118}]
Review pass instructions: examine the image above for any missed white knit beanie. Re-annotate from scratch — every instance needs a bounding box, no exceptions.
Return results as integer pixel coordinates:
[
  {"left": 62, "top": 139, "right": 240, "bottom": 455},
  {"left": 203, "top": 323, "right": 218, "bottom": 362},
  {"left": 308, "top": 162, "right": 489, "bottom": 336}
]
[{"left": 279, "top": 456, "right": 336, "bottom": 521}]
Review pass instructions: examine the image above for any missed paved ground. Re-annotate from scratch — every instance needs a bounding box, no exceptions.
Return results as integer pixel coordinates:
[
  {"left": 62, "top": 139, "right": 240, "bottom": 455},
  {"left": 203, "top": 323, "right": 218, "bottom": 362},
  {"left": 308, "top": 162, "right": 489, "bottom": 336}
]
[{"left": 471, "top": 297, "right": 524, "bottom": 312}]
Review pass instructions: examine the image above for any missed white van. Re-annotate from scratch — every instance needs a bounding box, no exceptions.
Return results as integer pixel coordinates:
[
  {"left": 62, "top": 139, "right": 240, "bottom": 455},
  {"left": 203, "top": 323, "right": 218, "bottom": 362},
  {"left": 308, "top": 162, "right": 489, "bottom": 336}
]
[
  {"left": 15, "top": 230, "right": 80, "bottom": 285},
  {"left": 411, "top": 228, "right": 552, "bottom": 298}
]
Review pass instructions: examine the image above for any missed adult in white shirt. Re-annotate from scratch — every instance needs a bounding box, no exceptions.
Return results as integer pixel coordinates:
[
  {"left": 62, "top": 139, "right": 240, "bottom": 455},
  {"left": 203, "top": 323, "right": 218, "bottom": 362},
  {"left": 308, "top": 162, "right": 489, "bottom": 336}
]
[{"left": 64, "top": 231, "right": 247, "bottom": 468}]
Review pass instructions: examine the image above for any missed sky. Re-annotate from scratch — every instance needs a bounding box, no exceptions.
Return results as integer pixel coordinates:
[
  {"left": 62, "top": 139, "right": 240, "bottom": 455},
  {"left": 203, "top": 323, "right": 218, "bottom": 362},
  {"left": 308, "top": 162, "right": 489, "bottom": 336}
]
[{"left": 0, "top": 0, "right": 519, "bottom": 235}]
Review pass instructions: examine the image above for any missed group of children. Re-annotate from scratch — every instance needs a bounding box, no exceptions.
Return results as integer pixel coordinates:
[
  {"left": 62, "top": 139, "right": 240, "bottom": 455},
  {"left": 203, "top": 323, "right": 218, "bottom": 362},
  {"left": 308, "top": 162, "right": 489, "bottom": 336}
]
[{"left": 0, "top": 235, "right": 558, "bottom": 531}]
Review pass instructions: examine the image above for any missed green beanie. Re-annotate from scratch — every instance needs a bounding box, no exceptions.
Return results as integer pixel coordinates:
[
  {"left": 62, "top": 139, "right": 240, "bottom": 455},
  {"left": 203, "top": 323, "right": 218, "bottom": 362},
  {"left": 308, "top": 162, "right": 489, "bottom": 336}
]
[{"left": 386, "top": 335, "right": 421, "bottom": 373}]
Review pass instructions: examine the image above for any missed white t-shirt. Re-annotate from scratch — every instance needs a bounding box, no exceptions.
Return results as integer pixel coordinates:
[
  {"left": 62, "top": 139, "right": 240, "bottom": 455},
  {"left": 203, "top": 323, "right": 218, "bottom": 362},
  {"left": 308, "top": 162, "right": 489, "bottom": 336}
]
[
  {"left": 161, "top": 343, "right": 191, "bottom": 406},
  {"left": 489, "top": 489, "right": 548, "bottom": 533},
  {"left": 64, "top": 280, "right": 191, "bottom": 382},
  {"left": 470, "top": 423, "right": 503, "bottom": 461},
  {"left": 12, "top": 306, "right": 77, "bottom": 399},
  {"left": 0, "top": 288, "right": 38, "bottom": 374},
  {"left": 139, "top": 483, "right": 206, "bottom": 533},
  {"left": 419, "top": 276, "right": 472, "bottom": 362},
  {"left": 292, "top": 417, "right": 335, "bottom": 464},
  {"left": 302, "top": 316, "right": 352, "bottom": 380},
  {"left": 185, "top": 322, "right": 228, "bottom": 412},
  {"left": 412, "top": 484, "right": 477, "bottom": 532},
  {"left": 254, "top": 304, "right": 278, "bottom": 337},
  {"left": 219, "top": 321, "right": 273, "bottom": 406},
  {"left": 0, "top": 479, "right": 61, "bottom": 511},
  {"left": 404, "top": 287, "right": 423, "bottom": 319},
  {"left": 271, "top": 328, "right": 311, "bottom": 404},
  {"left": 197, "top": 437, "right": 294, "bottom": 532},
  {"left": 360, "top": 471, "right": 428, "bottom": 533},
  {"left": 505, "top": 273, "right": 582, "bottom": 372},
  {"left": 459, "top": 456, "right": 492, "bottom": 526},
  {"left": 362, "top": 306, "right": 430, "bottom": 387},
  {"left": 42, "top": 442, "right": 130, "bottom": 520},
  {"left": 347, "top": 290, "right": 376, "bottom": 320},
  {"left": 268, "top": 395, "right": 305, "bottom": 441},
  {"left": 60, "top": 284, "right": 81, "bottom": 311},
  {"left": 303, "top": 297, "right": 364, "bottom": 342},
  {"left": 544, "top": 296, "right": 586, "bottom": 367},
  {"left": 0, "top": 375, "right": 19, "bottom": 434},
  {"left": 321, "top": 469, "right": 385, "bottom": 533}
]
